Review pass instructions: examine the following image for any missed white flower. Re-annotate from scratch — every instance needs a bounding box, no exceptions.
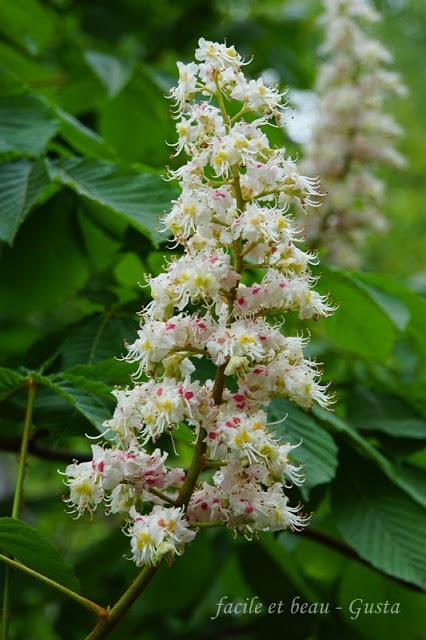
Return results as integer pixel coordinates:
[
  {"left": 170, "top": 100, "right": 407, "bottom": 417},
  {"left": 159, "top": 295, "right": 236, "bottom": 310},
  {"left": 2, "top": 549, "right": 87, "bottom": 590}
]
[
  {"left": 231, "top": 77, "right": 284, "bottom": 114},
  {"left": 259, "top": 484, "right": 310, "bottom": 532},
  {"left": 145, "top": 251, "right": 239, "bottom": 320},
  {"left": 108, "top": 484, "right": 136, "bottom": 515},
  {"left": 90, "top": 444, "right": 124, "bottom": 490},
  {"left": 187, "top": 482, "right": 227, "bottom": 523},
  {"left": 125, "top": 315, "right": 191, "bottom": 376},
  {"left": 63, "top": 462, "right": 103, "bottom": 518},
  {"left": 195, "top": 38, "right": 243, "bottom": 70},
  {"left": 127, "top": 505, "right": 195, "bottom": 566},
  {"left": 169, "top": 61, "right": 199, "bottom": 109}
]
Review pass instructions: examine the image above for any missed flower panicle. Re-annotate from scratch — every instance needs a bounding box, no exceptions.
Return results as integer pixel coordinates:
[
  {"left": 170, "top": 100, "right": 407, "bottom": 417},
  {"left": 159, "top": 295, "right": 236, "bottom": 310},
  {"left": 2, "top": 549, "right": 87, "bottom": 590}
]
[
  {"left": 63, "top": 38, "right": 333, "bottom": 566},
  {"left": 302, "top": 0, "right": 407, "bottom": 267}
]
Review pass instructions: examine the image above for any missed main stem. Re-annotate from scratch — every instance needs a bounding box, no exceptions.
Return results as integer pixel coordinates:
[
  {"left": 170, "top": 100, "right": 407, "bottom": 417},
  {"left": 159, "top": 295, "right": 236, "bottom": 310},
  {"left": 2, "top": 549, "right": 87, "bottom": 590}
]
[
  {"left": 1, "top": 380, "right": 36, "bottom": 640},
  {"left": 84, "top": 566, "right": 157, "bottom": 640}
]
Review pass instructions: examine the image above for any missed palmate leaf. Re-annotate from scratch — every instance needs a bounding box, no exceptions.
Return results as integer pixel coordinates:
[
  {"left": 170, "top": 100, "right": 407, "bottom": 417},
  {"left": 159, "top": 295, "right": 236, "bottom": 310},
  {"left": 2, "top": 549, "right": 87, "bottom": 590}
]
[
  {"left": 0, "top": 94, "right": 58, "bottom": 157},
  {"left": 0, "top": 159, "right": 50, "bottom": 245},
  {"left": 332, "top": 456, "right": 426, "bottom": 589},
  {"left": 268, "top": 398, "right": 338, "bottom": 489},
  {"left": 48, "top": 157, "right": 177, "bottom": 244},
  {"left": 0, "top": 517, "right": 80, "bottom": 592}
]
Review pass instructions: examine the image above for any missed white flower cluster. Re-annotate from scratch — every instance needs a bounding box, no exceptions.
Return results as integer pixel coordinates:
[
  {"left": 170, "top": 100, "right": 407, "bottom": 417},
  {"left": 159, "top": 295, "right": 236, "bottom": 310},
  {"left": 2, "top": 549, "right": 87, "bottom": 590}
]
[
  {"left": 303, "top": 0, "right": 406, "bottom": 267},
  {"left": 64, "top": 38, "right": 333, "bottom": 568}
]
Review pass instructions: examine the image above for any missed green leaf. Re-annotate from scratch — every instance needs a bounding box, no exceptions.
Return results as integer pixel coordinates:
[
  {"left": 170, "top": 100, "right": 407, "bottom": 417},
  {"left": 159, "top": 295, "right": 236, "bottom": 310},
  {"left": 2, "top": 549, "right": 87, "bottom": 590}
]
[
  {"left": 316, "top": 267, "right": 400, "bottom": 362},
  {"left": 268, "top": 398, "right": 338, "bottom": 488},
  {"left": 0, "top": 517, "right": 80, "bottom": 592},
  {"left": 351, "top": 275, "right": 410, "bottom": 331},
  {"left": 332, "top": 456, "right": 426, "bottom": 589},
  {"left": 0, "top": 65, "right": 24, "bottom": 96},
  {"left": 36, "top": 372, "right": 113, "bottom": 430},
  {"left": 48, "top": 157, "right": 176, "bottom": 244},
  {"left": 68, "top": 359, "right": 135, "bottom": 386},
  {"left": 0, "top": 159, "right": 50, "bottom": 245},
  {"left": 0, "top": 194, "right": 90, "bottom": 314},
  {"left": 54, "top": 106, "right": 118, "bottom": 162},
  {"left": 0, "top": 0, "right": 56, "bottom": 56},
  {"left": 113, "top": 252, "right": 146, "bottom": 289},
  {"left": 0, "top": 367, "right": 26, "bottom": 401},
  {"left": 313, "top": 406, "right": 426, "bottom": 506},
  {"left": 393, "top": 464, "right": 426, "bottom": 509},
  {"left": 84, "top": 51, "right": 133, "bottom": 97},
  {"left": 0, "top": 42, "right": 54, "bottom": 88},
  {"left": 0, "top": 95, "right": 58, "bottom": 157},
  {"left": 60, "top": 313, "right": 137, "bottom": 369},
  {"left": 99, "top": 70, "right": 173, "bottom": 167},
  {"left": 357, "top": 273, "right": 426, "bottom": 378},
  {"left": 348, "top": 387, "right": 426, "bottom": 439}
]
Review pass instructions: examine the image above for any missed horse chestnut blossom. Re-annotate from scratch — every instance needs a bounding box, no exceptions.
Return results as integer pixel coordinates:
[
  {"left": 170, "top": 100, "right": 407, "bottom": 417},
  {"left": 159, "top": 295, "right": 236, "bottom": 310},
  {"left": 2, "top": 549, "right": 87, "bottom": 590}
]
[
  {"left": 63, "top": 38, "right": 333, "bottom": 569},
  {"left": 302, "top": 0, "right": 406, "bottom": 267}
]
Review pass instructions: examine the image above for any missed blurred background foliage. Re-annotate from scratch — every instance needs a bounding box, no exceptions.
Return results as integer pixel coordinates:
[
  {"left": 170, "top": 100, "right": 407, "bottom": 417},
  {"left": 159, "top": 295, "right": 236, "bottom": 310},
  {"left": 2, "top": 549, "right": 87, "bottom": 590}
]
[{"left": 0, "top": 0, "right": 425, "bottom": 639}]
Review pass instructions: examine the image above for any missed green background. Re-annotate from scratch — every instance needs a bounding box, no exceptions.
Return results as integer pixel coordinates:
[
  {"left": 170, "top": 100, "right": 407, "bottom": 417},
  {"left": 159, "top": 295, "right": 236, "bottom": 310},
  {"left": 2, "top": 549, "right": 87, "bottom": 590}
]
[{"left": 0, "top": 1, "right": 425, "bottom": 639}]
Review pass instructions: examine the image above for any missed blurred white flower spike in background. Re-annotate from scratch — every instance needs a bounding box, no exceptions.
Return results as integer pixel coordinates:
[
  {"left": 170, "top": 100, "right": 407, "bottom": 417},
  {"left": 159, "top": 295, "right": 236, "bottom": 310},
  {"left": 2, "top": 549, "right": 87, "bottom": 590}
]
[
  {"left": 64, "top": 38, "right": 333, "bottom": 568},
  {"left": 302, "top": 0, "right": 407, "bottom": 268}
]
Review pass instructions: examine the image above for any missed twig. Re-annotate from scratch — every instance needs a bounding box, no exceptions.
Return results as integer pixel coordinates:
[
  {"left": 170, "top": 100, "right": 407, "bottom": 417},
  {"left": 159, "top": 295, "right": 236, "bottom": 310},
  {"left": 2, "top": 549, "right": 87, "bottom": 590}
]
[
  {"left": 1, "top": 380, "right": 37, "bottom": 640},
  {"left": 0, "top": 554, "right": 107, "bottom": 619},
  {"left": 146, "top": 487, "right": 178, "bottom": 506},
  {"left": 84, "top": 566, "right": 157, "bottom": 640}
]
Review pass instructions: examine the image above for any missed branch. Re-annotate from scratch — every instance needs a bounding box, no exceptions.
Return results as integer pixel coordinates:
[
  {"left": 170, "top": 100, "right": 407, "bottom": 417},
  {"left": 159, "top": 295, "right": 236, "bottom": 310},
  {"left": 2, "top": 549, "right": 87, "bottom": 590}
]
[
  {"left": 2, "top": 380, "right": 37, "bottom": 640},
  {"left": 146, "top": 487, "right": 178, "bottom": 506},
  {"left": 0, "top": 553, "right": 107, "bottom": 618},
  {"left": 84, "top": 566, "right": 158, "bottom": 640},
  {"left": 176, "top": 426, "right": 206, "bottom": 508}
]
